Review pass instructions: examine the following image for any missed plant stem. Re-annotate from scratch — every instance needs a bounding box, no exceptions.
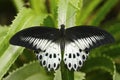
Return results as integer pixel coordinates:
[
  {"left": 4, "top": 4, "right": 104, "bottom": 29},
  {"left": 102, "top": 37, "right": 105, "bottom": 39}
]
[{"left": 61, "top": 52, "right": 74, "bottom": 80}]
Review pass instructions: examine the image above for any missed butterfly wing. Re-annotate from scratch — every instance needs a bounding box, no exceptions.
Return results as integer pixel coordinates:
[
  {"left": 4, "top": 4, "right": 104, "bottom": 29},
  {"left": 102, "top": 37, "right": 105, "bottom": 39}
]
[
  {"left": 64, "top": 26, "right": 115, "bottom": 71},
  {"left": 10, "top": 26, "right": 60, "bottom": 50},
  {"left": 10, "top": 26, "right": 61, "bottom": 71},
  {"left": 66, "top": 26, "right": 114, "bottom": 50},
  {"left": 36, "top": 42, "right": 61, "bottom": 71},
  {"left": 64, "top": 42, "right": 86, "bottom": 71}
]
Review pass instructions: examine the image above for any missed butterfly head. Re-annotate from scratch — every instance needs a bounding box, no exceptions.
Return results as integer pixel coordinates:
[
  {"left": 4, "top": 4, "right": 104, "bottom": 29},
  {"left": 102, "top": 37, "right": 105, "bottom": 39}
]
[
  {"left": 60, "top": 24, "right": 65, "bottom": 36},
  {"left": 60, "top": 24, "right": 65, "bottom": 30},
  {"left": 60, "top": 24, "right": 65, "bottom": 28}
]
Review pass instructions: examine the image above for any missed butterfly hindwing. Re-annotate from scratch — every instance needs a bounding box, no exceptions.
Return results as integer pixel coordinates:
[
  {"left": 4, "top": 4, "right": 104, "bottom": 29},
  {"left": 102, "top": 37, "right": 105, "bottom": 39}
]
[
  {"left": 64, "top": 41, "right": 89, "bottom": 71},
  {"left": 35, "top": 42, "right": 61, "bottom": 71}
]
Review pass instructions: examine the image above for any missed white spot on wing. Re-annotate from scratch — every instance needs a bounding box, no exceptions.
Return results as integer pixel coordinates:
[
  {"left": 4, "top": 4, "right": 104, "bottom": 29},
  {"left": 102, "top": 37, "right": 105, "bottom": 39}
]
[
  {"left": 64, "top": 42, "right": 88, "bottom": 71},
  {"left": 43, "top": 40, "right": 52, "bottom": 50},
  {"left": 20, "top": 36, "right": 53, "bottom": 50},
  {"left": 29, "top": 37, "right": 35, "bottom": 44},
  {"left": 33, "top": 38, "right": 39, "bottom": 47},
  {"left": 36, "top": 39, "right": 43, "bottom": 49},
  {"left": 35, "top": 42, "right": 61, "bottom": 71},
  {"left": 40, "top": 40, "right": 48, "bottom": 49},
  {"left": 74, "top": 36, "right": 104, "bottom": 50}
]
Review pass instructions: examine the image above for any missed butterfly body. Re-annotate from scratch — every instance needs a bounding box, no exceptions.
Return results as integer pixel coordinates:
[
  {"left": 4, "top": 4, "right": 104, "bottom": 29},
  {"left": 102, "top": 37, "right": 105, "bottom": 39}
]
[
  {"left": 59, "top": 24, "right": 66, "bottom": 52},
  {"left": 10, "top": 24, "right": 114, "bottom": 71}
]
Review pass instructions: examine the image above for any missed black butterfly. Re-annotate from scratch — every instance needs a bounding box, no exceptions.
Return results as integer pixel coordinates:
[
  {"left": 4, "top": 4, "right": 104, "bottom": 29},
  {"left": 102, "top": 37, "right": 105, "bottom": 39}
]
[{"left": 9, "top": 24, "right": 114, "bottom": 71}]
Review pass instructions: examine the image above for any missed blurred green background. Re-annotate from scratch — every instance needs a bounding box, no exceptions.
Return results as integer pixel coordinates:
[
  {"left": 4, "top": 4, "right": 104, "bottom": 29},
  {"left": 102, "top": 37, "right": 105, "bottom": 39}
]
[{"left": 0, "top": 0, "right": 120, "bottom": 80}]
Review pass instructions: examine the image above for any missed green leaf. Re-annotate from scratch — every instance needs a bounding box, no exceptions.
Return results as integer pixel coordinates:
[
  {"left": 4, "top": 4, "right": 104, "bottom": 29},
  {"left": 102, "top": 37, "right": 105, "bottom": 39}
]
[
  {"left": 114, "top": 72, "right": 120, "bottom": 80},
  {"left": 58, "top": 0, "right": 69, "bottom": 26},
  {"left": 0, "top": 26, "right": 9, "bottom": 40},
  {"left": 76, "top": 0, "right": 102, "bottom": 25},
  {"left": 49, "top": 0, "right": 58, "bottom": 27},
  {"left": 90, "top": 0, "right": 118, "bottom": 25},
  {"left": 54, "top": 70, "right": 85, "bottom": 80},
  {"left": 107, "top": 23, "right": 120, "bottom": 41},
  {"left": 66, "top": 0, "right": 83, "bottom": 27},
  {"left": 58, "top": 0, "right": 83, "bottom": 27},
  {"left": 54, "top": 69, "right": 62, "bottom": 80},
  {"left": 0, "top": 7, "right": 47, "bottom": 79},
  {"left": 81, "top": 56, "right": 116, "bottom": 79},
  {"left": 0, "top": 46, "right": 24, "bottom": 80},
  {"left": 115, "top": 64, "right": 120, "bottom": 80},
  {"left": 101, "top": 44, "right": 120, "bottom": 59},
  {"left": 13, "top": 0, "right": 24, "bottom": 11},
  {"left": 86, "top": 70, "right": 113, "bottom": 80},
  {"left": 43, "top": 16, "right": 55, "bottom": 28},
  {"left": 74, "top": 72, "right": 85, "bottom": 80},
  {"left": 0, "top": 8, "right": 33, "bottom": 56},
  {"left": 4, "top": 61, "right": 54, "bottom": 80},
  {"left": 30, "top": 0, "right": 47, "bottom": 14}
]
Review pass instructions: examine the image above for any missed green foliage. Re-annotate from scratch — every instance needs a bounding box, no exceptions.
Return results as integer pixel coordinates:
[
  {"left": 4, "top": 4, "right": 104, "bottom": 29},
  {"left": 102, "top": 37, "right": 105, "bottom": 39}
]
[
  {"left": 90, "top": 0, "right": 118, "bottom": 26},
  {"left": 0, "top": 0, "right": 48, "bottom": 79},
  {"left": 0, "top": 0, "right": 120, "bottom": 80},
  {"left": 0, "top": 26, "right": 9, "bottom": 40},
  {"left": 4, "top": 61, "right": 54, "bottom": 80}
]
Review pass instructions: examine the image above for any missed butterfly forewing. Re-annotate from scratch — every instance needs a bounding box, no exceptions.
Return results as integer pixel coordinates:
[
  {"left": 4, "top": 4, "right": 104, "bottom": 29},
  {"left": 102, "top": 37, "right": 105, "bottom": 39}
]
[
  {"left": 66, "top": 26, "right": 115, "bottom": 50},
  {"left": 10, "top": 26, "right": 60, "bottom": 50}
]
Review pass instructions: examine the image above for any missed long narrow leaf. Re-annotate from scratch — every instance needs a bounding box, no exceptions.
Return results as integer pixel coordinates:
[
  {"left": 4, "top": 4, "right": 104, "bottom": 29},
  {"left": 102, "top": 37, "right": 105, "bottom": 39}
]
[
  {"left": 81, "top": 56, "right": 116, "bottom": 79},
  {"left": 90, "top": 0, "right": 118, "bottom": 25},
  {"left": 0, "top": 7, "right": 47, "bottom": 79},
  {"left": 76, "top": 0, "right": 102, "bottom": 25},
  {"left": 4, "top": 61, "right": 54, "bottom": 80}
]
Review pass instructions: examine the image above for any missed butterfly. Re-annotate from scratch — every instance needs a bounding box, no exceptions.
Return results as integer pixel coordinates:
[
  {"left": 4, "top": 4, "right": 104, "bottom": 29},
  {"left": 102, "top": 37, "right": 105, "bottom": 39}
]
[{"left": 9, "top": 24, "right": 115, "bottom": 71}]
